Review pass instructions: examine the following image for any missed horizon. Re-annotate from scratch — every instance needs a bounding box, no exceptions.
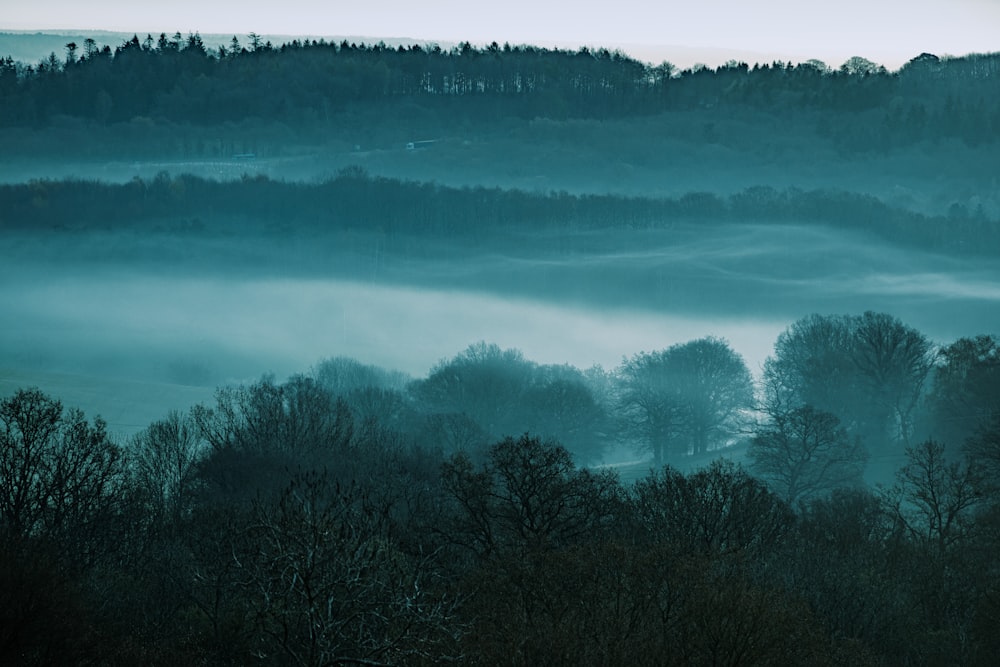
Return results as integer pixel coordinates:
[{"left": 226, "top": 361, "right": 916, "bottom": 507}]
[
  {"left": 3, "top": 0, "right": 998, "bottom": 72},
  {"left": 0, "top": 27, "right": 990, "bottom": 73}
]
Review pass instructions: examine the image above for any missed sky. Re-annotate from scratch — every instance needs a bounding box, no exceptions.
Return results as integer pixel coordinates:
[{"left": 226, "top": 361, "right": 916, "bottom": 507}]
[{"left": 3, "top": 0, "right": 998, "bottom": 69}]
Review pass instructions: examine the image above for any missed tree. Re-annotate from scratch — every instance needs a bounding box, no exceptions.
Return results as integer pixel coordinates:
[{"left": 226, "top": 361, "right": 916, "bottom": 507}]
[
  {"left": 0, "top": 388, "right": 124, "bottom": 564},
  {"left": 840, "top": 56, "right": 885, "bottom": 77},
  {"left": 625, "top": 462, "right": 833, "bottom": 665},
  {"left": 0, "top": 388, "right": 128, "bottom": 663},
  {"left": 314, "top": 356, "right": 410, "bottom": 396},
  {"left": 440, "top": 435, "right": 625, "bottom": 664},
  {"left": 190, "top": 375, "right": 356, "bottom": 507},
  {"left": 411, "top": 342, "right": 534, "bottom": 436},
  {"left": 0, "top": 535, "right": 95, "bottom": 665},
  {"left": 764, "top": 312, "right": 933, "bottom": 453},
  {"left": 233, "top": 472, "right": 463, "bottom": 666},
  {"left": 130, "top": 409, "right": 204, "bottom": 522},
  {"left": 887, "top": 440, "right": 982, "bottom": 556},
  {"left": 519, "top": 364, "right": 611, "bottom": 463},
  {"left": 415, "top": 412, "right": 491, "bottom": 460},
  {"left": 672, "top": 564, "right": 829, "bottom": 667},
  {"left": 882, "top": 440, "right": 985, "bottom": 662},
  {"left": 618, "top": 337, "right": 754, "bottom": 463},
  {"left": 412, "top": 343, "right": 609, "bottom": 461},
  {"left": 94, "top": 89, "right": 113, "bottom": 124},
  {"left": 651, "top": 60, "right": 677, "bottom": 87},
  {"left": 748, "top": 405, "right": 867, "bottom": 505},
  {"left": 631, "top": 459, "right": 793, "bottom": 560},
  {"left": 788, "top": 488, "right": 911, "bottom": 661},
  {"left": 192, "top": 374, "right": 353, "bottom": 461},
  {"left": 802, "top": 59, "right": 831, "bottom": 74},
  {"left": 965, "top": 413, "right": 1000, "bottom": 493},
  {"left": 313, "top": 357, "right": 415, "bottom": 434},
  {"left": 851, "top": 311, "right": 934, "bottom": 447},
  {"left": 926, "top": 335, "right": 1000, "bottom": 448},
  {"left": 441, "top": 434, "right": 621, "bottom": 558},
  {"left": 763, "top": 314, "right": 857, "bottom": 419}
]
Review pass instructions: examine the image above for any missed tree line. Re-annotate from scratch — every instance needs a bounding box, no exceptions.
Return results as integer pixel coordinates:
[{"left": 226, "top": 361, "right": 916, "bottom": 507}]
[
  {"left": 3, "top": 313, "right": 1000, "bottom": 664},
  {"left": 1, "top": 32, "right": 998, "bottom": 149},
  {"left": 2, "top": 171, "right": 996, "bottom": 256}
]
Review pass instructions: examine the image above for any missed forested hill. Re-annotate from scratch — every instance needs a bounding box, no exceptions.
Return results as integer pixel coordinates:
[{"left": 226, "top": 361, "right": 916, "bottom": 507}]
[
  {"left": 1, "top": 32, "right": 998, "bottom": 146},
  {"left": 2, "top": 172, "right": 996, "bottom": 257}
]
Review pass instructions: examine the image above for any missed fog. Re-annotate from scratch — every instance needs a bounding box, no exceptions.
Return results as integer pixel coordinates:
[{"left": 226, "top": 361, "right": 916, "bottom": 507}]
[
  {"left": 0, "top": 271, "right": 790, "bottom": 379},
  {"left": 6, "top": 35, "right": 1000, "bottom": 667},
  {"left": 4, "top": 217, "right": 999, "bottom": 429},
  {"left": 5, "top": 138, "right": 996, "bottom": 219},
  {"left": 5, "top": 103, "right": 999, "bottom": 219}
]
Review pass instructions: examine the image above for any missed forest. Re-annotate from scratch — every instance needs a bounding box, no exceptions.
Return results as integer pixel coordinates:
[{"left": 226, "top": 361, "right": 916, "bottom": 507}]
[
  {"left": 3, "top": 33, "right": 1000, "bottom": 136},
  {"left": 2, "top": 31, "right": 1000, "bottom": 666},
  {"left": 3, "top": 326, "right": 1000, "bottom": 665},
  {"left": 0, "top": 34, "right": 998, "bottom": 196},
  {"left": 2, "top": 171, "right": 996, "bottom": 253}
]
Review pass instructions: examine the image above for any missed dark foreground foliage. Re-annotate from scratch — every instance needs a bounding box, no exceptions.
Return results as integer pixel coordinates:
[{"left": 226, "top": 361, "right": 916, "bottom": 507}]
[{"left": 4, "top": 332, "right": 1000, "bottom": 666}]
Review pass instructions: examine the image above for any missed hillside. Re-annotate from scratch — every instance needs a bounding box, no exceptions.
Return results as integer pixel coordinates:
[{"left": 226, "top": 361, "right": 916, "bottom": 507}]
[{"left": 1, "top": 35, "right": 998, "bottom": 212}]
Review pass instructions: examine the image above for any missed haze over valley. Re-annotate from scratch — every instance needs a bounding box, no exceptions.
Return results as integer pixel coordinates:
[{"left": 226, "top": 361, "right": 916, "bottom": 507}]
[
  {"left": 4, "top": 199, "right": 1000, "bottom": 395},
  {"left": 3, "top": 11, "right": 1000, "bottom": 665}
]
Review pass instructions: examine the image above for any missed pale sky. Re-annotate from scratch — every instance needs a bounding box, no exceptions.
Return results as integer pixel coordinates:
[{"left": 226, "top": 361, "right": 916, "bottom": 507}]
[{"left": 3, "top": 0, "right": 999, "bottom": 69}]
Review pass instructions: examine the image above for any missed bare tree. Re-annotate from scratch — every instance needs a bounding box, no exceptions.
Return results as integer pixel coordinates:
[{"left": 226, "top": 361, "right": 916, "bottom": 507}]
[
  {"left": 762, "top": 314, "right": 857, "bottom": 420},
  {"left": 964, "top": 412, "right": 1000, "bottom": 494},
  {"left": 618, "top": 338, "right": 754, "bottom": 463},
  {"left": 441, "top": 434, "right": 621, "bottom": 559},
  {"left": 0, "top": 388, "right": 125, "bottom": 565},
  {"left": 852, "top": 311, "right": 934, "bottom": 447},
  {"left": 234, "top": 472, "right": 464, "bottom": 666},
  {"left": 882, "top": 440, "right": 984, "bottom": 656},
  {"left": 631, "top": 460, "right": 793, "bottom": 559},
  {"left": 412, "top": 344, "right": 609, "bottom": 461},
  {"left": 411, "top": 342, "right": 533, "bottom": 436},
  {"left": 130, "top": 409, "right": 204, "bottom": 522},
  {"left": 314, "top": 356, "right": 410, "bottom": 396},
  {"left": 927, "top": 335, "right": 1000, "bottom": 448},
  {"left": 193, "top": 374, "right": 353, "bottom": 460},
  {"left": 764, "top": 312, "right": 933, "bottom": 453},
  {"left": 748, "top": 406, "right": 867, "bottom": 506},
  {"left": 886, "top": 440, "right": 982, "bottom": 556}
]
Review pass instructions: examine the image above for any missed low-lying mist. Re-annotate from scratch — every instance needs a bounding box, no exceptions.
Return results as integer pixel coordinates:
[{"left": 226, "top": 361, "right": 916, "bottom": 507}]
[
  {"left": 4, "top": 107, "right": 999, "bottom": 218},
  {"left": 0, "top": 271, "right": 785, "bottom": 383},
  {"left": 4, "top": 217, "right": 999, "bottom": 421}
]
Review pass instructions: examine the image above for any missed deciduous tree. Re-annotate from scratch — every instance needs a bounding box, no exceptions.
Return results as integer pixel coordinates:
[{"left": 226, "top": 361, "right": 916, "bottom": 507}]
[
  {"left": 748, "top": 405, "right": 867, "bottom": 505},
  {"left": 0, "top": 387, "right": 125, "bottom": 564},
  {"left": 927, "top": 335, "right": 1000, "bottom": 449},
  {"left": 764, "top": 312, "right": 933, "bottom": 453},
  {"left": 234, "top": 472, "right": 464, "bottom": 666},
  {"left": 131, "top": 409, "right": 204, "bottom": 522},
  {"left": 618, "top": 337, "right": 753, "bottom": 463}
]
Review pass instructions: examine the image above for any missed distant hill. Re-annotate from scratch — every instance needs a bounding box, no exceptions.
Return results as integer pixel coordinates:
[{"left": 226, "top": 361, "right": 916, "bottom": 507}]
[
  {"left": 0, "top": 35, "right": 996, "bottom": 216},
  {"left": 0, "top": 29, "right": 922, "bottom": 71},
  {"left": 0, "top": 29, "right": 453, "bottom": 66}
]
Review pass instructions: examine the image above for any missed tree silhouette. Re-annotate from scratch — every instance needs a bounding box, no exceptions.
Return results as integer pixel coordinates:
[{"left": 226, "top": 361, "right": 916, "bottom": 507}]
[
  {"left": 618, "top": 338, "right": 753, "bottom": 462},
  {"left": 749, "top": 405, "right": 867, "bottom": 505}
]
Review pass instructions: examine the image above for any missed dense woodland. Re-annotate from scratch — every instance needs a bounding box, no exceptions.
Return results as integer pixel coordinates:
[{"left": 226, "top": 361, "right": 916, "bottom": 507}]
[
  {"left": 3, "top": 320, "right": 1000, "bottom": 665},
  {"left": 1, "top": 33, "right": 999, "bottom": 133},
  {"left": 1, "top": 171, "right": 996, "bottom": 256},
  {"left": 3, "top": 30, "right": 1000, "bottom": 667},
  {"left": 1, "top": 33, "right": 1000, "bottom": 159}
]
